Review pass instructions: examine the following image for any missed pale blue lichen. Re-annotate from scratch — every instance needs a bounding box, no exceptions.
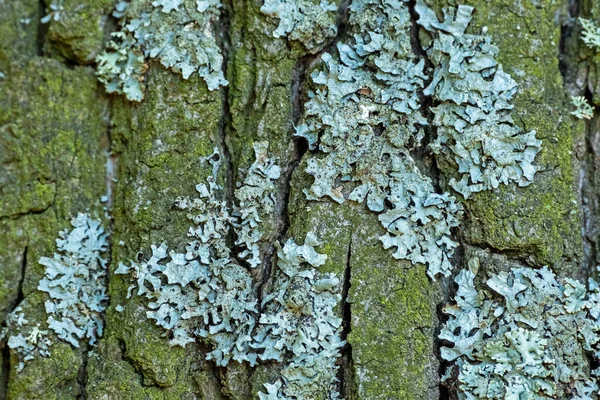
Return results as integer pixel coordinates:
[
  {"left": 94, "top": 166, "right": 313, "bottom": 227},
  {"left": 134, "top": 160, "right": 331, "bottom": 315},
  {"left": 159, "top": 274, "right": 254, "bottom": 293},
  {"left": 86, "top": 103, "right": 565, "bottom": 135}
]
[
  {"left": 117, "top": 146, "right": 343, "bottom": 398},
  {"left": 116, "top": 151, "right": 259, "bottom": 363},
  {"left": 41, "top": 0, "right": 65, "bottom": 23},
  {"left": 289, "top": 0, "right": 541, "bottom": 277},
  {"left": 1, "top": 214, "right": 108, "bottom": 372},
  {"left": 440, "top": 258, "right": 600, "bottom": 399},
  {"left": 96, "top": 0, "right": 227, "bottom": 101},
  {"left": 415, "top": 1, "right": 541, "bottom": 199},
  {"left": 233, "top": 142, "right": 281, "bottom": 269},
  {"left": 260, "top": 0, "right": 339, "bottom": 53},
  {"left": 1, "top": 307, "right": 52, "bottom": 373},
  {"left": 294, "top": 0, "right": 463, "bottom": 279},
  {"left": 256, "top": 233, "right": 343, "bottom": 399},
  {"left": 580, "top": 18, "right": 600, "bottom": 50},
  {"left": 571, "top": 96, "right": 594, "bottom": 120},
  {"left": 96, "top": 32, "right": 147, "bottom": 102}
]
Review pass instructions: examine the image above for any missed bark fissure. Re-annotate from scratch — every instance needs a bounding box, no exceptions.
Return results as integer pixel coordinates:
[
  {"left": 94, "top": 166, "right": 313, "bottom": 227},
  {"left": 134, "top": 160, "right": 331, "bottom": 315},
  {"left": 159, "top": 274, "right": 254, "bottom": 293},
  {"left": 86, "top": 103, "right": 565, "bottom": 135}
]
[
  {"left": 337, "top": 237, "right": 355, "bottom": 399},
  {"left": 0, "top": 341, "right": 10, "bottom": 400},
  {"left": 406, "top": 3, "right": 464, "bottom": 398},
  {"left": 0, "top": 246, "right": 27, "bottom": 399},
  {"left": 581, "top": 117, "right": 600, "bottom": 279},
  {"left": 116, "top": 339, "right": 147, "bottom": 387},
  {"left": 13, "top": 247, "right": 27, "bottom": 318},
  {"left": 0, "top": 204, "right": 54, "bottom": 221},
  {"left": 214, "top": 1, "right": 235, "bottom": 211},
  {"left": 76, "top": 345, "right": 89, "bottom": 400},
  {"left": 558, "top": 0, "right": 597, "bottom": 280},
  {"left": 36, "top": 0, "right": 48, "bottom": 56},
  {"left": 257, "top": 0, "right": 353, "bottom": 306}
]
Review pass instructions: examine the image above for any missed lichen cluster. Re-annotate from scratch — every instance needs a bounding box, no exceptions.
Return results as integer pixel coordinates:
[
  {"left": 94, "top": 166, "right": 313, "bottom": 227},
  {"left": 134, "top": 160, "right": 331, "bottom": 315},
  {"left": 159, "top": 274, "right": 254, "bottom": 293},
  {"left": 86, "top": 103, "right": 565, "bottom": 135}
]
[
  {"left": 416, "top": 1, "right": 541, "bottom": 199},
  {"left": 290, "top": 0, "right": 542, "bottom": 278},
  {"left": 294, "top": 0, "right": 463, "bottom": 279},
  {"left": 257, "top": 234, "right": 343, "bottom": 399},
  {"left": 260, "top": 0, "right": 339, "bottom": 53},
  {"left": 580, "top": 17, "right": 600, "bottom": 50},
  {"left": 1, "top": 214, "right": 108, "bottom": 371},
  {"left": 441, "top": 258, "right": 600, "bottom": 399},
  {"left": 41, "top": 0, "right": 65, "bottom": 23},
  {"left": 96, "top": 0, "right": 227, "bottom": 101},
  {"left": 117, "top": 146, "right": 343, "bottom": 398},
  {"left": 571, "top": 95, "right": 594, "bottom": 120}
]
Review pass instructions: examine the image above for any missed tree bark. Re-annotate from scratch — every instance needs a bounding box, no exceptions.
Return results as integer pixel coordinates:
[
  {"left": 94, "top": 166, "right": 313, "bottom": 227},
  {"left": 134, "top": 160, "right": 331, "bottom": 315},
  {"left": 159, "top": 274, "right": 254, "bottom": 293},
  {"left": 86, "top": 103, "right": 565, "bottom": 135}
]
[{"left": 0, "top": 0, "right": 596, "bottom": 399}]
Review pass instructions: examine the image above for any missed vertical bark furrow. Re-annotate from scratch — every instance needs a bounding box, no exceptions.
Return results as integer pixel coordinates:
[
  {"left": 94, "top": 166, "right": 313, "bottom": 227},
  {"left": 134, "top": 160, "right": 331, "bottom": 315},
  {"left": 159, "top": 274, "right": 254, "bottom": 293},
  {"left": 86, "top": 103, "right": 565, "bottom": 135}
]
[{"left": 337, "top": 237, "right": 355, "bottom": 399}]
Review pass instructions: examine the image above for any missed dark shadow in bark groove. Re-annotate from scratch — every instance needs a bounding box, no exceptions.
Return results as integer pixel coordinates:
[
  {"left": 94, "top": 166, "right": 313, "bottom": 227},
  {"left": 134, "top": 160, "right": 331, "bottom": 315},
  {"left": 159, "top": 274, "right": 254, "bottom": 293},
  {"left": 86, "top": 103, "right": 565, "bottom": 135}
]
[
  {"left": 0, "top": 246, "right": 27, "bottom": 399},
  {"left": 337, "top": 237, "right": 356, "bottom": 399},
  {"left": 0, "top": 342, "right": 10, "bottom": 400},
  {"left": 406, "top": 2, "right": 466, "bottom": 398},
  {"left": 256, "top": 0, "right": 354, "bottom": 306},
  {"left": 560, "top": 0, "right": 598, "bottom": 282},
  {"left": 76, "top": 346, "right": 89, "bottom": 400},
  {"left": 37, "top": 0, "right": 49, "bottom": 56}
]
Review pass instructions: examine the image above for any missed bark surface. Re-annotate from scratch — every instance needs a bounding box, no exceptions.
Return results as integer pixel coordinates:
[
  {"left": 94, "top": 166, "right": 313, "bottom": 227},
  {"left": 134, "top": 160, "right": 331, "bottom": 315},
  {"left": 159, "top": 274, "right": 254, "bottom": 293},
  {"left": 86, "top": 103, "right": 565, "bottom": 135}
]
[{"left": 0, "top": 0, "right": 597, "bottom": 399}]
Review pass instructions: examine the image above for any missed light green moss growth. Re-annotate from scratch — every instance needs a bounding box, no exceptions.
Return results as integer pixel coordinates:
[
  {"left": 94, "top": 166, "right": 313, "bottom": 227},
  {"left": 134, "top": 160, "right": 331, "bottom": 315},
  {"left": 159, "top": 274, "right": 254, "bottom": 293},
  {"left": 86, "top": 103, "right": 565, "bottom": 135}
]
[{"left": 43, "top": 0, "right": 114, "bottom": 63}]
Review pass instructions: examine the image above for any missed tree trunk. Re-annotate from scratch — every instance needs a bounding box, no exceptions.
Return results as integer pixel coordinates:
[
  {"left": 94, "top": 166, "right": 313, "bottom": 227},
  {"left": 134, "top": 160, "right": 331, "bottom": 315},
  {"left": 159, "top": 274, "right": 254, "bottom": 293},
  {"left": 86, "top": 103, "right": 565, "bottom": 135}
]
[{"left": 0, "top": 0, "right": 596, "bottom": 399}]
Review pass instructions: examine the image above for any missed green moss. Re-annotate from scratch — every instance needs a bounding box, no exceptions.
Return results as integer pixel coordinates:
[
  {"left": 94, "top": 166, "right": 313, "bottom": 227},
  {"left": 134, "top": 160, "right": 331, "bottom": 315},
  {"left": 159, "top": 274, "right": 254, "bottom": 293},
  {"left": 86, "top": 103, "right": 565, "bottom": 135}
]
[
  {"left": 0, "top": 0, "right": 40, "bottom": 68},
  {"left": 0, "top": 52, "right": 109, "bottom": 397},
  {"left": 348, "top": 241, "right": 439, "bottom": 399},
  {"left": 227, "top": 0, "right": 302, "bottom": 173},
  {"left": 287, "top": 160, "right": 441, "bottom": 399},
  {"left": 44, "top": 0, "right": 113, "bottom": 64},
  {"left": 6, "top": 293, "right": 81, "bottom": 400},
  {"left": 86, "top": 337, "right": 206, "bottom": 400},
  {"left": 87, "top": 66, "right": 222, "bottom": 399}
]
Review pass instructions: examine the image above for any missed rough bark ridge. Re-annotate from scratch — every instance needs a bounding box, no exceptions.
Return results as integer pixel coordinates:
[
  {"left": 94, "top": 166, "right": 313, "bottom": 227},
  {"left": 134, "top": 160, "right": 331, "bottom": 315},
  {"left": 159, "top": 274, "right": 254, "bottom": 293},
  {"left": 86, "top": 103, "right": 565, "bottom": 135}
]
[{"left": 0, "top": 0, "right": 595, "bottom": 399}]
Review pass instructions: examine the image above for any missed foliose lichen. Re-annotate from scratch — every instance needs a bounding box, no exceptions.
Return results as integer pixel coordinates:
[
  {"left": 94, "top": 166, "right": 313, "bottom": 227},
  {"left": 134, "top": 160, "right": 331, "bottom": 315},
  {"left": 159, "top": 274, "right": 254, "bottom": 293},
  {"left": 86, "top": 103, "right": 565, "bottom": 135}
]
[
  {"left": 256, "top": 233, "right": 343, "bottom": 399},
  {"left": 117, "top": 145, "right": 343, "bottom": 398},
  {"left": 288, "top": 0, "right": 542, "bottom": 278},
  {"left": 580, "top": 18, "right": 600, "bottom": 50},
  {"left": 260, "top": 0, "right": 339, "bottom": 53},
  {"left": 1, "top": 214, "right": 108, "bottom": 372},
  {"left": 294, "top": 0, "right": 463, "bottom": 279},
  {"left": 41, "top": 0, "right": 65, "bottom": 23},
  {"left": 571, "top": 96, "right": 594, "bottom": 120},
  {"left": 96, "top": 0, "right": 227, "bottom": 101},
  {"left": 116, "top": 148, "right": 262, "bottom": 363},
  {"left": 440, "top": 258, "right": 600, "bottom": 399},
  {"left": 415, "top": 1, "right": 541, "bottom": 199}
]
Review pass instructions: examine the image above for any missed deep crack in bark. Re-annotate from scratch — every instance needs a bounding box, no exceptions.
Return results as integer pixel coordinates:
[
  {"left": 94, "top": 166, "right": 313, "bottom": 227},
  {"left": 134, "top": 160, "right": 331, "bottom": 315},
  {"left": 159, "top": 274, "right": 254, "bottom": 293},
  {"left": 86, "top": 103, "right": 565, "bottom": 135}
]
[
  {"left": 76, "top": 346, "right": 89, "bottom": 400},
  {"left": 215, "top": 0, "right": 237, "bottom": 265},
  {"left": 0, "top": 341, "right": 10, "bottom": 400},
  {"left": 0, "top": 246, "right": 27, "bottom": 399},
  {"left": 337, "top": 237, "right": 355, "bottom": 399},
  {"left": 406, "top": 2, "right": 460, "bottom": 399},
  {"left": 256, "top": 0, "right": 353, "bottom": 306},
  {"left": 559, "top": 0, "right": 597, "bottom": 281},
  {"left": 36, "top": 0, "right": 49, "bottom": 56}
]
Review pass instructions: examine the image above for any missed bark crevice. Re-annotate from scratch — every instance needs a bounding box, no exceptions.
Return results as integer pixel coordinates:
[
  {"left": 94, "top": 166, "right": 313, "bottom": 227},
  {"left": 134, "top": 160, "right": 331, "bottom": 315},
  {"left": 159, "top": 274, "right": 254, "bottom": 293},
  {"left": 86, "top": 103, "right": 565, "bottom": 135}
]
[
  {"left": 36, "top": 0, "right": 49, "bottom": 56},
  {"left": 256, "top": 0, "right": 352, "bottom": 306},
  {"left": 0, "top": 341, "right": 10, "bottom": 400},
  {"left": 559, "top": 0, "right": 598, "bottom": 280},
  {"left": 213, "top": 0, "right": 238, "bottom": 292},
  {"left": 76, "top": 345, "right": 89, "bottom": 400},
  {"left": 337, "top": 237, "right": 355, "bottom": 399},
  {"left": 0, "top": 246, "right": 27, "bottom": 399},
  {"left": 406, "top": 3, "right": 462, "bottom": 399}
]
